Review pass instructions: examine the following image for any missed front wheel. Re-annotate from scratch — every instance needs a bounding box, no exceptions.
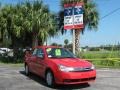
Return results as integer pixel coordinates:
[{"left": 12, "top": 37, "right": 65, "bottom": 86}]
[{"left": 45, "top": 71, "right": 55, "bottom": 87}]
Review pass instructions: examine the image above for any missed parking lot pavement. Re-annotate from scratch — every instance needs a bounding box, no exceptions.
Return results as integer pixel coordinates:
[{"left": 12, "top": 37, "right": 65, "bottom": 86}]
[{"left": 0, "top": 65, "right": 120, "bottom": 90}]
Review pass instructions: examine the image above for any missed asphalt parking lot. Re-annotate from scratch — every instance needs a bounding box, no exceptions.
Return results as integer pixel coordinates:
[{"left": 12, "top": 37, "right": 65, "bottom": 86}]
[{"left": 0, "top": 65, "right": 120, "bottom": 90}]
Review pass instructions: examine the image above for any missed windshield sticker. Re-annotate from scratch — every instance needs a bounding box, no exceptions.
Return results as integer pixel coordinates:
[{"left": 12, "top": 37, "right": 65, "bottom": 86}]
[
  {"left": 55, "top": 49, "right": 61, "bottom": 56},
  {"left": 46, "top": 48, "right": 51, "bottom": 52}
]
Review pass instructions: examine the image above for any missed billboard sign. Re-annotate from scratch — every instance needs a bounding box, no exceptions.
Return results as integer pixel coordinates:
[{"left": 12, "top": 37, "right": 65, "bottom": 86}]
[
  {"left": 64, "top": 3, "right": 83, "bottom": 30},
  {"left": 64, "top": 7, "right": 73, "bottom": 29},
  {"left": 74, "top": 5, "right": 83, "bottom": 29}
]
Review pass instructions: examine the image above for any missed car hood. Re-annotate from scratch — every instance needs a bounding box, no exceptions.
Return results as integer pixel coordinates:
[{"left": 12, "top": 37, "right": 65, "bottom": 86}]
[{"left": 49, "top": 58, "right": 92, "bottom": 67}]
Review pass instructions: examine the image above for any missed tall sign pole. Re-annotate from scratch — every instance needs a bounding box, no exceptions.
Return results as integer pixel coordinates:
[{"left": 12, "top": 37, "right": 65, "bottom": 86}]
[
  {"left": 64, "top": 3, "right": 83, "bottom": 54},
  {"left": 73, "top": 30, "right": 75, "bottom": 54},
  {"left": 72, "top": 6, "right": 75, "bottom": 54}
]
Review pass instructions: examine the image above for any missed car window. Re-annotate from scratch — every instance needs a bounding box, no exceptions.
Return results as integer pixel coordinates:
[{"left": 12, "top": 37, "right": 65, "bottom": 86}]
[
  {"left": 46, "top": 48, "right": 76, "bottom": 58},
  {"left": 36, "top": 48, "right": 44, "bottom": 58},
  {"left": 32, "top": 49, "right": 37, "bottom": 55}
]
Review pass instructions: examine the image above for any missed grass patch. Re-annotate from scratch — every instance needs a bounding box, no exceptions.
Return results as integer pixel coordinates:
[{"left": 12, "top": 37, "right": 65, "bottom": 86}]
[
  {"left": 86, "top": 58, "right": 120, "bottom": 68},
  {"left": 95, "top": 65, "right": 120, "bottom": 69},
  {"left": 78, "top": 51, "right": 120, "bottom": 59},
  {"left": 77, "top": 51, "right": 120, "bottom": 68}
]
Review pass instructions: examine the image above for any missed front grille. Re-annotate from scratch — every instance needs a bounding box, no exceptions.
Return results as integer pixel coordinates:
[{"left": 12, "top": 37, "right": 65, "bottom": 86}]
[
  {"left": 71, "top": 67, "right": 93, "bottom": 72},
  {"left": 63, "top": 77, "right": 96, "bottom": 83}
]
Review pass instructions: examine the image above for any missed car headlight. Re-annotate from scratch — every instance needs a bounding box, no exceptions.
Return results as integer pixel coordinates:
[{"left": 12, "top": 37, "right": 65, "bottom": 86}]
[
  {"left": 59, "top": 65, "right": 75, "bottom": 72},
  {"left": 91, "top": 64, "right": 95, "bottom": 70}
]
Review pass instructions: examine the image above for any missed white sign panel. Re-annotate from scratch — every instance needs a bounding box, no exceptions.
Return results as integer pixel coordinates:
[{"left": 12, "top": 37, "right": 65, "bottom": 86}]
[
  {"left": 74, "top": 14, "right": 83, "bottom": 25},
  {"left": 64, "top": 16, "right": 73, "bottom": 26}
]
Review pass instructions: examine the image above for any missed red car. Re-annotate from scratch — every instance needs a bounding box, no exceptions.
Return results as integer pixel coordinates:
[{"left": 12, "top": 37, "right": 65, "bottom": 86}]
[{"left": 24, "top": 46, "right": 96, "bottom": 87}]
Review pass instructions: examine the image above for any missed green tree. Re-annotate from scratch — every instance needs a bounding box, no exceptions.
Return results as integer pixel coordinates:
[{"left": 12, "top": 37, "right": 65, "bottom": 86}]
[
  {"left": 64, "top": 39, "right": 69, "bottom": 48},
  {"left": 0, "top": 1, "right": 58, "bottom": 60},
  {"left": 64, "top": 39, "right": 69, "bottom": 45},
  {"left": 21, "top": 1, "right": 58, "bottom": 47},
  {"left": 0, "top": 5, "right": 13, "bottom": 47},
  {"left": 51, "top": 43, "right": 58, "bottom": 46},
  {"left": 0, "top": 0, "right": 58, "bottom": 48},
  {"left": 59, "top": 0, "right": 99, "bottom": 54}
]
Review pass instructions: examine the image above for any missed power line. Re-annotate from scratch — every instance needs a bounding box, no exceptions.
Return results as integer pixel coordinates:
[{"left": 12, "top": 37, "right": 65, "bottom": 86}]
[{"left": 101, "top": 7, "right": 120, "bottom": 20}]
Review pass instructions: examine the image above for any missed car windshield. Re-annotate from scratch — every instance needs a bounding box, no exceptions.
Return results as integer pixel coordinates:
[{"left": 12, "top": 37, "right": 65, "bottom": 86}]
[{"left": 46, "top": 48, "right": 76, "bottom": 58}]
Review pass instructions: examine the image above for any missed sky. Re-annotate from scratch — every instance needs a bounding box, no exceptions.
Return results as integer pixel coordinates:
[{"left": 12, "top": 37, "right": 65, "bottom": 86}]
[{"left": 1, "top": 0, "right": 120, "bottom": 47}]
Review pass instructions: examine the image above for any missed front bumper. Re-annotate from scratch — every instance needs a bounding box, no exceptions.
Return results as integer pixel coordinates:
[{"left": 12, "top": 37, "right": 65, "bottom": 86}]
[{"left": 54, "top": 70, "right": 96, "bottom": 84}]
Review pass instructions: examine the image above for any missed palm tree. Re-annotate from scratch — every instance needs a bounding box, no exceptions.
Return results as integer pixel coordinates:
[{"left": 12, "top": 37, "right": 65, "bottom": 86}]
[
  {"left": 20, "top": 1, "right": 58, "bottom": 47},
  {"left": 0, "top": 5, "right": 13, "bottom": 47},
  {"left": 59, "top": 0, "right": 99, "bottom": 54},
  {"left": 0, "top": 0, "right": 58, "bottom": 48},
  {"left": 0, "top": 1, "right": 58, "bottom": 59}
]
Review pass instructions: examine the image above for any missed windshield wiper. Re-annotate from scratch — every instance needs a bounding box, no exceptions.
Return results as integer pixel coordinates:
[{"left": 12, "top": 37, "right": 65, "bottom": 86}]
[
  {"left": 49, "top": 57, "right": 63, "bottom": 58},
  {"left": 49, "top": 56, "right": 75, "bottom": 58},
  {"left": 64, "top": 57, "right": 73, "bottom": 58}
]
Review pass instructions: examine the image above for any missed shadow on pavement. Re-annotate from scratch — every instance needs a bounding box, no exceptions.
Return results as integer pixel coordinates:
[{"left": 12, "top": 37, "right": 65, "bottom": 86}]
[
  {"left": 19, "top": 71, "right": 47, "bottom": 86},
  {"left": 56, "top": 83, "right": 90, "bottom": 90},
  {"left": 19, "top": 70, "right": 90, "bottom": 90}
]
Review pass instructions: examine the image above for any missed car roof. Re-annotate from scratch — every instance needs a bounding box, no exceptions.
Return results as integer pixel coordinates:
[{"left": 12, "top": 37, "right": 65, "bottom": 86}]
[{"left": 34, "top": 46, "right": 62, "bottom": 49}]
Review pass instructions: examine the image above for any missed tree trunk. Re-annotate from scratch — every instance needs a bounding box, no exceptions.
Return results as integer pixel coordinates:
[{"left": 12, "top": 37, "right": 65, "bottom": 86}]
[
  {"left": 32, "top": 33, "right": 38, "bottom": 47},
  {"left": 75, "top": 29, "right": 81, "bottom": 54},
  {"left": 11, "top": 35, "right": 19, "bottom": 62},
  {"left": 38, "top": 39, "right": 44, "bottom": 46},
  {"left": 32, "top": 33, "right": 45, "bottom": 47}
]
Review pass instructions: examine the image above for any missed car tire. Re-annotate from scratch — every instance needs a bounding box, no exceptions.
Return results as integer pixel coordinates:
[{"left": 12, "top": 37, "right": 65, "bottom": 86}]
[
  {"left": 45, "top": 70, "right": 55, "bottom": 87},
  {"left": 25, "top": 64, "right": 30, "bottom": 76}
]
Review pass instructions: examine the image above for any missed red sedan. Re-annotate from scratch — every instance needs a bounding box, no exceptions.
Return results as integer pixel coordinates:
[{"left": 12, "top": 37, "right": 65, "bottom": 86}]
[{"left": 24, "top": 46, "right": 96, "bottom": 87}]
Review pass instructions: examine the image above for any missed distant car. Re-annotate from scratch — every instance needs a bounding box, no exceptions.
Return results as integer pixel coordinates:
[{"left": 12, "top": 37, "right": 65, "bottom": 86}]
[
  {"left": 0, "top": 49, "right": 6, "bottom": 56},
  {"left": 0, "top": 48, "right": 11, "bottom": 52},
  {"left": 0, "top": 48, "right": 12, "bottom": 57},
  {"left": 24, "top": 46, "right": 96, "bottom": 87}
]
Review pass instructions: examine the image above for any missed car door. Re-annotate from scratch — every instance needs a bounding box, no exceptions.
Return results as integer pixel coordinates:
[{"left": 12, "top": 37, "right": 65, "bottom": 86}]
[
  {"left": 35, "top": 48, "right": 46, "bottom": 77},
  {"left": 29, "top": 49, "right": 38, "bottom": 74}
]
